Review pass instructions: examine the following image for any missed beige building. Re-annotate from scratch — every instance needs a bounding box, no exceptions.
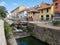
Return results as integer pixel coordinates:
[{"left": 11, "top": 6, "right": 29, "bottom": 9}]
[
  {"left": 37, "top": 3, "right": 54, "bottom": 21},
  {"left": 27, "top": 8, "right": 40, "bottom": 21},
  {"left": 11, "top": 6, "right": 26, "bottom": 19},
  {"left": 10, "top": 6, "right": 27, "bottom": 23},
  {"left": 27, "top": 8, "right": 34, "bottom": 21}
]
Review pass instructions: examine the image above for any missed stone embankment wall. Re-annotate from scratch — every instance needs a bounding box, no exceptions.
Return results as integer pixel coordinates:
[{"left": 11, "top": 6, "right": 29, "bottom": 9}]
[
  {"left": 0, "top": 19, "right": 18, "bottom": 45},
  {"left": 7, "top": 34, "right": 18, "bottom": 45},
  {"left": 29, "top": 23, "right": 60, "bottom": 45},
  {"left": 0, "top": 19, "right": 7, "bottom": 45}
]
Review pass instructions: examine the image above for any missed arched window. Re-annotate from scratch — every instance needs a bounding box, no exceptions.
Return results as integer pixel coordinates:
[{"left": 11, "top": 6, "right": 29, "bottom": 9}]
[
  {"left": 41, "top": 15, "right": 43, "bottom": 20},
  {"left": 46, "top": 15, "right": 49, "bottom": 20}
]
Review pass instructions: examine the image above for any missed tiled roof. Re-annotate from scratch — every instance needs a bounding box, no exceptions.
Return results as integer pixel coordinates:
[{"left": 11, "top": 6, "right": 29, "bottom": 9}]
[
  {"left": 27, "top": 7, "right": 39, "bottom": 13},
  {"left": 37, "top": 3, "right": 52, "bottom": 10},
  {"left": 27, "top": 8, "right": 35, "bottom": 12}
]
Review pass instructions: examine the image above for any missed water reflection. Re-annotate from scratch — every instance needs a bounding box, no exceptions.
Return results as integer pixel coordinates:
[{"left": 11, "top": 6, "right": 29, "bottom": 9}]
[
  {"left": 18, "top": 42, "right": 28, "bottom": 45},
  {"left": 17, "top": 36, "right": 49, "bottom": 45}
]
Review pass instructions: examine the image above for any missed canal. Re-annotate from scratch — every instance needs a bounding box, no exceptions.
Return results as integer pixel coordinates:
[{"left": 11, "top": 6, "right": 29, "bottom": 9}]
[
  {"left": 16, "top": 36, "right": 49, "bottom": 45},
  {"left": 12, "top": 23, "right": 49, "bottom": 45}
]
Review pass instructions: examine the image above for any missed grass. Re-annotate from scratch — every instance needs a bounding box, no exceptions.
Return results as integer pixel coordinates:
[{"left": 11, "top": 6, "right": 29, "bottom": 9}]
[
  {"left": 17, "top": 36, "right": 49, "bottom": 45},
  {"left": 4, "top": 21, "right": 12, "bottom": 39}
]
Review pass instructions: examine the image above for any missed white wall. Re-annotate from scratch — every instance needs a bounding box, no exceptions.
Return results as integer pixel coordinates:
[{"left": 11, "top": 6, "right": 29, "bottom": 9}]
[
  {"left": 0, "top": 19, "right": 7, "bottom": 45},
  {"left": 18, "top": 11, "right": 27, "bottom": 21}
]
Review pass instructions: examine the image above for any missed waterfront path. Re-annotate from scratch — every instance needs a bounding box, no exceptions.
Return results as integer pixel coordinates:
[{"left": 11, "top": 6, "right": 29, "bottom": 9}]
[
  {"left": 36, "top": 23, "right": 60, "bottom": 30},
  {"left": 27, "top": 21, "right": 60, "bottom": 30}
]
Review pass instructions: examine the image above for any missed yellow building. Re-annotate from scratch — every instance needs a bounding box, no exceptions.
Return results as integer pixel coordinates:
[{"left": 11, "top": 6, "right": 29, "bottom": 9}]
[
  {"left": 27, "top": 8, "right": 34, "bottom": 21},
  {"left": 37, "top": 3, "right": 54, "bottom": 21}
]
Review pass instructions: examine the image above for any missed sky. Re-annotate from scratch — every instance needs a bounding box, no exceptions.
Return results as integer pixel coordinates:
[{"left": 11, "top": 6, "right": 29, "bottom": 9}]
[{"left": 0, "top": 0, "right": 53, "bottom": 12}]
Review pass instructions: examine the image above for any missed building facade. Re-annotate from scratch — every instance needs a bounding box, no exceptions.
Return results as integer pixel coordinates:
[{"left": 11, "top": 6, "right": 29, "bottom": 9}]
[
  {"left": 53, "top": 0, "right": 60, "bottom": 21},
  {"left": 37, "top": 3, "right": 54, "bottom": 21},
  {"left": 10, "top": 6, "right": 27, "bottom": 23},
  {"left": 10, "top": 3, "right": 54, "bottom": 22},
  {"left": 18, "top": 9, "right": 28, "bottom": 21},
  {"left": 11, "top": 6, "right": 26, "bottom": 19},
  {"left": 27, "top": 8, "right": 40, "bottom": 21},
  {"left": 33, "top": 11, "right": 40, "bottom": 21},
  {"left": 27, "top": 8, "right": 34, "bottom": 21}
]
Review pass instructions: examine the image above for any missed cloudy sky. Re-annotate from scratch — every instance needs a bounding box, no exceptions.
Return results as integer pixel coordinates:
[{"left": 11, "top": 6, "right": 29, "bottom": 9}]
[{"left": 0, "top": 0, "right": 53, "bottom": 12}]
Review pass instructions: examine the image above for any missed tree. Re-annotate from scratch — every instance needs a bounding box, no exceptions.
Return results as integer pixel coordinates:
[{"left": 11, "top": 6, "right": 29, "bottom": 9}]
[{"left": 0, "top": 6, "right": 8, "bottom": 19}]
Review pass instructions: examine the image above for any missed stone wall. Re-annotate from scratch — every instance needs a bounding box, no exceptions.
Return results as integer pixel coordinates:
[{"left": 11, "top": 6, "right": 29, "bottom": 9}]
[
  {"left": 0, "top": 19, "right": 18, "bottom": 45},
  {"left": 29, "top": 23, "right": 60, "bottom": 45},
  {"left": 7, "top": 34, "right": 18, "bottom": 45}
]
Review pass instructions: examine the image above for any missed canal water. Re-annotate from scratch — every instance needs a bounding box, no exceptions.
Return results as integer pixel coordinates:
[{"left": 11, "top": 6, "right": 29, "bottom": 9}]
[{"left": 16, "top": 36, "right": 49, "bottom": 45}]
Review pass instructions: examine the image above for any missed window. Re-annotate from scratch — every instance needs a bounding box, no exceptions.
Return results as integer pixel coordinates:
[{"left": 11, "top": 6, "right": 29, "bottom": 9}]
[
  {"left": 41, "top": 15, "right": 43, "bottom": 20},
  {"left": 31, "top": 16, "right": 32, "bottom": 18},
  {"left": 55, "top": 12, "right": 60, "bottom": 17},
  {"left": 47, "top": 9, "right": 49, "bottom": 13},
  {"left": 55, "top": 3, "right": 58, "bottom": 8},
  {"left": 46, "top": 15, "right": 49, "bottom": 20},
  {"left": 41, "top": 10, "right": 43, "bottom": 13}
]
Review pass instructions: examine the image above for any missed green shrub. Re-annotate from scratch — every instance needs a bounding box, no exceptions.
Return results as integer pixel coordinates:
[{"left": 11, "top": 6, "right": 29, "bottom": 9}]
[
  {"left": 4, "top": 21, "right": 12, "bottom": 39},
  {"left": 52, "top": 21, "right": 60, "bottom": 26}
]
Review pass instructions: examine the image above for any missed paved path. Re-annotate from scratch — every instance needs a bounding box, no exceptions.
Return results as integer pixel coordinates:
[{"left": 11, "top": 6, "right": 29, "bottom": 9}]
[
  {"left": 36, "top": 23, "right": 60, "bottom": 30},
  {"left": 0, "top": 19, "right": 7, "bottom": 45},
  {"left": 28, "top": 21, "right": 60, "bottom": 30}
]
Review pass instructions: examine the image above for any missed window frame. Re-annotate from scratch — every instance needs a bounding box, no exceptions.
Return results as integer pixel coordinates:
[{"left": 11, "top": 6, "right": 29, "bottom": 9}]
[
  {"left": 41, "top": 10, "right": 43, "bottom": 13},
  {"left": 55, "top": 3, "right": 58, "bottom": 8}
]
